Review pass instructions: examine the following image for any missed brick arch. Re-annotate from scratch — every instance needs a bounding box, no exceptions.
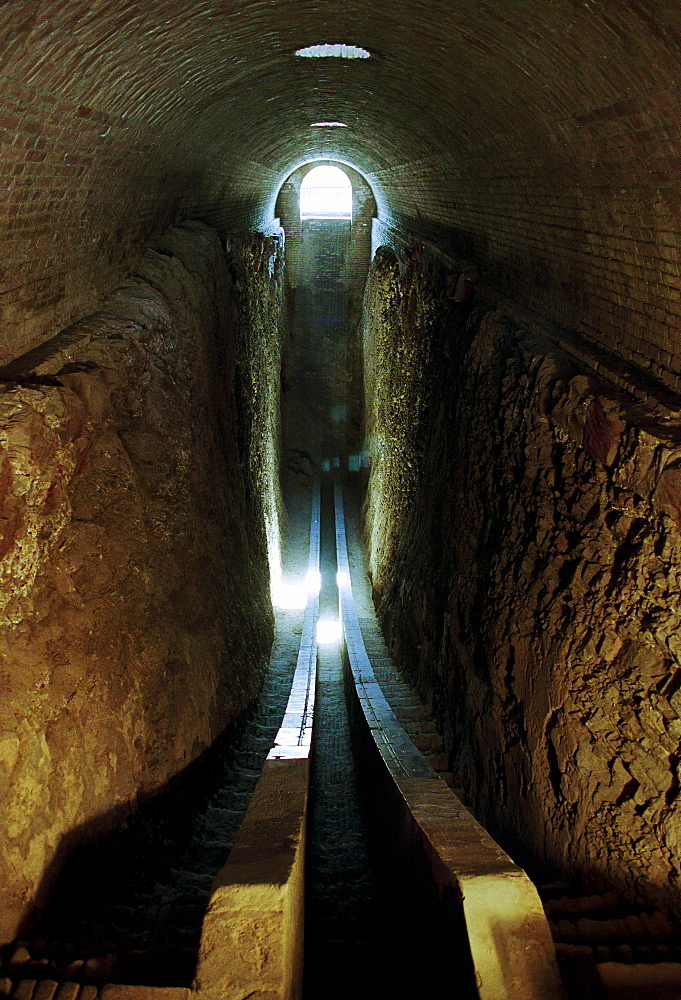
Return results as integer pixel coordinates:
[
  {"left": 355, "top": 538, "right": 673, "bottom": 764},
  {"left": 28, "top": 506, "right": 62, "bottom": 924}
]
[
  {"left": 0, "top": 1, "right": 680, "bottom": 386},
  {"left": 274, "top": 160, "right": 377, "bottom": 221}
]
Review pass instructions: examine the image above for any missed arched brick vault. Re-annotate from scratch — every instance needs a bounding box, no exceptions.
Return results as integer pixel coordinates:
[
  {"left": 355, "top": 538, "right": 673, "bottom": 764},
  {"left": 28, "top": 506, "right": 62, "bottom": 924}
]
[{"left": 1, "top": 2, "right": 681, "bottom": 382}]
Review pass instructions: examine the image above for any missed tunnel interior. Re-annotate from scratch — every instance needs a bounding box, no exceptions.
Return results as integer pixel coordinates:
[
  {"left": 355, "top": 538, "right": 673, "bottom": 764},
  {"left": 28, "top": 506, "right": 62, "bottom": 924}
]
[{"left": 2, "top": 2, "right": 681, "bottom": 997}]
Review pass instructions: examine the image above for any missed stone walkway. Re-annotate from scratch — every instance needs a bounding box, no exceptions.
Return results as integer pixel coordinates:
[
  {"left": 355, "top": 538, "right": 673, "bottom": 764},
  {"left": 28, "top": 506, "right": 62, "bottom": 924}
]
[
  {"left": 341, "top": 478, "right": 681, "bottom": 1000},
  {"left": 343, "top": 482, "right": 450, "bottom": 772}
]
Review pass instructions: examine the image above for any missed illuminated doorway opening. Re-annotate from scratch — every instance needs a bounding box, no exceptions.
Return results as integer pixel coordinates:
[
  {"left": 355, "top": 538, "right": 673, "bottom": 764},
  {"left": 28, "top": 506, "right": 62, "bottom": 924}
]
[
  {"left": 275, "top": 161, "right": 376, "bottom": 466},
  {"left": 300, "top": 165, "right": 352, "bottom": 220}
]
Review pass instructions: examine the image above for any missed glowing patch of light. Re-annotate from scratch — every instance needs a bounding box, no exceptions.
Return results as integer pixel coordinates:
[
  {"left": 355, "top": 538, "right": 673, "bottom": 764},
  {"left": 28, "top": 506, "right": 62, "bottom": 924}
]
[
  {"left": 317, "top": 619, "right": 342, "bottom": 644},
  {"left": 296, "top": 44, "right": 370, "bottom": 59},
  {"left": 272, "top": 580, "right": 308, "bottom": 610},
  {"left": 336, "top": 571, "right": 350, "bottom": 588},
  {"left": 310, "top": 121, "right": 348, "bottom": 128},
  {"left": 271, "top": 569, "right": 322, "bottom": 610},
  {"left": 266, "top": 511, "right": 285, "bottom": 604}
]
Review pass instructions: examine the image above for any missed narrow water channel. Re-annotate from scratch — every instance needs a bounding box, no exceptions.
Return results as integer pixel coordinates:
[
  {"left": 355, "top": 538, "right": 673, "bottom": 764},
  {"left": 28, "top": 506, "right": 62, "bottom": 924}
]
[
  {"left": 303, "top": 475, "right": 459, "bottom": 1000},
  {"left": 303, "top": 476, "right": 388, "bottom": 998}
]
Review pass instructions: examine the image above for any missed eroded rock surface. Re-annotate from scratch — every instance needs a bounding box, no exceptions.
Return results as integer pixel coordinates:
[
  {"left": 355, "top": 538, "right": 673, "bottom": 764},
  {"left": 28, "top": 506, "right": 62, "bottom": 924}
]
[
  {"left": 0, "top": 221, "right": 282, "bottom": 943},
  {"left": 363, "top": 244, "right": 681, "bottom": 916}
]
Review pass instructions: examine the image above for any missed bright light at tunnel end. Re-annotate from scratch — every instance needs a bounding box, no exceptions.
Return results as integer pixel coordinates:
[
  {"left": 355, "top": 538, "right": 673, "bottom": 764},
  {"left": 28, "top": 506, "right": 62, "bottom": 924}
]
[
  {"left": 269, "top": 151, "right": 385, "bottom": 233},
  {"left": 300, "top": 164, "right": 352, "bottom": 220}
]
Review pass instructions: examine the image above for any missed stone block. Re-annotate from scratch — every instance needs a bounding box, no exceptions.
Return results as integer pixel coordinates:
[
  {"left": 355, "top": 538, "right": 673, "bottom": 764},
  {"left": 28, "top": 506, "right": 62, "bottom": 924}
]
[
  {"left": 54, "top": 985, "right": 80, "bottom": 1000},
  {"left": 32, "top": 983, "right": 59, "bottom": 1000},
  {"left": 12, "top": 982, "right": 36, "bottom": 1000},
  {"left": 193, "top": 756, "right": 309, "bottom": 1000}
]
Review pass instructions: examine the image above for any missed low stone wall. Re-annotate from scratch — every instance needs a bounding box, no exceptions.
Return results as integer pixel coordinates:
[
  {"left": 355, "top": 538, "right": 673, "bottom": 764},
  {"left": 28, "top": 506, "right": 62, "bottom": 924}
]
[
  {"left": 362, "top": 243, "right": 681, "bottom": 916},
  {"left": 0, "top": 221, "right": 282, "bottom": 943}
]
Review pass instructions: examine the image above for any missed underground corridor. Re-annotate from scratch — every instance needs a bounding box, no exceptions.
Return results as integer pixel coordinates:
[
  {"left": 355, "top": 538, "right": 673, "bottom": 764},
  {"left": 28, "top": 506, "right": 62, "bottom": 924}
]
[{"left": 3, "top": 5, "right": 681, "bottom": 1000}]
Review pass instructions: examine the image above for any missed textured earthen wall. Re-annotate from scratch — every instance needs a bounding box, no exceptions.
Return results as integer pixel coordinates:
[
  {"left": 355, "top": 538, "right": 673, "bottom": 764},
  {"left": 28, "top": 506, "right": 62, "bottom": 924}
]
[
  {"left": 228, "top": 229, "right": 285, "bottom": 561},
  {"left": 0, "top": 221, "right": 282, "bottom": 943},
  {"left": 363, "top": 244, "right": 681, "bottom": 916}
]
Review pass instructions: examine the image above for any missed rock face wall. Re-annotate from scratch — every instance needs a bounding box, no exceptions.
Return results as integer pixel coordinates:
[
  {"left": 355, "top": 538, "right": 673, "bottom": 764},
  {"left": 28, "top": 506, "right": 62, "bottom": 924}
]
[
  {"left": 363, "top": 244, "right": 681, "bottom": 916},
  {"left": 227, "top": 229, "right": 285, "bottom": 571},
  {"left": 0, "top": 221, "right": 283, "bottom": 943}
]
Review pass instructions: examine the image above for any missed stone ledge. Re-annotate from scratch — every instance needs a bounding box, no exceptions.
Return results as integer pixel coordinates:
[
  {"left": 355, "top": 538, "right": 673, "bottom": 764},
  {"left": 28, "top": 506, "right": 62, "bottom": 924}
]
[
  {"left": 334, "top": 474, "right": 566, "bottom": 1000},
  {"left": 191, "top": 756, "right": 309, "bottom": 1000},
  {"left": 191, "top": 477, "right": 320, "bottom": 1000}
]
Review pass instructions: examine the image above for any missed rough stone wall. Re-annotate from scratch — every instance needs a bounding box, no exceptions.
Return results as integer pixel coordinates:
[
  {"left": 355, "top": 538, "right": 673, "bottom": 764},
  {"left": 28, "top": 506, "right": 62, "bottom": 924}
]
[
  {"left": 363, "top": 245, "right": 681, "bottom": 916},
  {"left": 228, "top": 230, "right": 285, "bottom": 563},
  {"left": 0, "top": 220, "right": 282, "bottom": 943}
]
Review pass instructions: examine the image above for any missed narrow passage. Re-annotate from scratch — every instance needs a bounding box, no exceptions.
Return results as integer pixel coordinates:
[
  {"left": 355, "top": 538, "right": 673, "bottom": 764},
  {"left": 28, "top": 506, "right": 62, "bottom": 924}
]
[
  {"left": 303, "top": 474, "right": 457, "bottom": 1000},
  {"left": 303, "top": 476, "right": 388, "bottom": 998}
]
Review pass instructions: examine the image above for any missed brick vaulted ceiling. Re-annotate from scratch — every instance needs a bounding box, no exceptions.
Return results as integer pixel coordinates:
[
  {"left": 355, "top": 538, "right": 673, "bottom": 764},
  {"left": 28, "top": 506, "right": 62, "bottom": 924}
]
[{"left": 1, "top": 1, "right": 681, "bottom": 387}]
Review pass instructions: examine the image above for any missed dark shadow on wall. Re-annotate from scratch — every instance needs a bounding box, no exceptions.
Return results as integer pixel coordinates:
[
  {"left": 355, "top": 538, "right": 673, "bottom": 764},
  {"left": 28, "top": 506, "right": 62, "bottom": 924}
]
[
  {"left": 8, "top": 702, "right": 257, "bottom": 987},
  {"left": 391, "top": 216, "right": 480, "bottom": 263}
]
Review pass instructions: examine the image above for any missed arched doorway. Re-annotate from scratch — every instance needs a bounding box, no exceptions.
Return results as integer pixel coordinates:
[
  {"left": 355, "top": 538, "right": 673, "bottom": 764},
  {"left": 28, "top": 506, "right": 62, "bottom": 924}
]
[
  {"left": 276, "top": 163, "right": 377, "bottom": 473},
  {"left": 300, "top": 165, "right": 353, "bottom": 220}
]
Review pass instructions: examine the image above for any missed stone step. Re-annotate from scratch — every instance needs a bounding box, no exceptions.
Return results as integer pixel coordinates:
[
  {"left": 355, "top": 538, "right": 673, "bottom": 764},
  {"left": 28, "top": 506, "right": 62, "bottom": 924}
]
[
  {"left": 549, "top": 907, "right": 677, "bottom": 943},
  {"left": 401, "top": 717, "right": 439, "bottom": 734},
  {"left": 425, "top": 753, "right": 450, "bottom": 771},
  {"left": 537, "top": 882, "right": 574, "bottom": 898},
  {"left": 549, "top": 896, "right": 681, "bottom": 1000},
  {"left": 385, "top": 699, "right": 431, "bottom": 722},
  {"left": 412, "top": 732, "right": 444, "bottom": 755},
  {"left": 55, "top": 985, "right": 81, "bottom": 1000}
]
